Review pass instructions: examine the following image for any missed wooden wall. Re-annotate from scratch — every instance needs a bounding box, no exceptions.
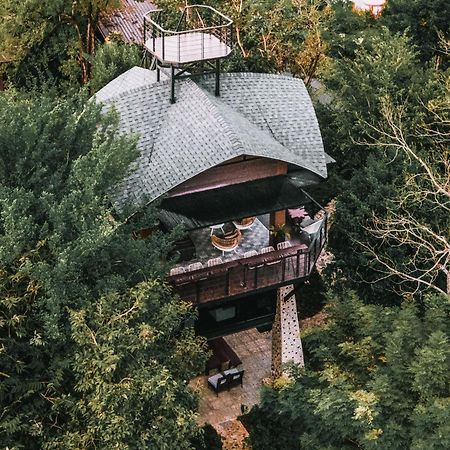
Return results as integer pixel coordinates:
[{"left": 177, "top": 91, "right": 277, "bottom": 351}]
[{"left": 168, "top": 156, "right": 287, "bottom": 197}]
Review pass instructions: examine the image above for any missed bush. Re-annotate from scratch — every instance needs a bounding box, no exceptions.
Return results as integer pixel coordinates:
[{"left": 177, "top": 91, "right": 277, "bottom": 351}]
[{"left": 90, "top": 40, "right": 141, "bottom": 92}]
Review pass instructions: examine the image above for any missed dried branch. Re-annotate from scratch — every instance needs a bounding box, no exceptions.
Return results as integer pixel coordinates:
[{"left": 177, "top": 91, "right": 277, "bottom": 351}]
[{"left": 355, "top": 96, "right": 450, "bottom": 295}]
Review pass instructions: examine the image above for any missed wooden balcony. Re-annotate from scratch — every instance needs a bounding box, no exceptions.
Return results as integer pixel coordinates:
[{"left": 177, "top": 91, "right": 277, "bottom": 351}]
[{"left": 169, "top": 217, "right": 327, "bottom": 305}]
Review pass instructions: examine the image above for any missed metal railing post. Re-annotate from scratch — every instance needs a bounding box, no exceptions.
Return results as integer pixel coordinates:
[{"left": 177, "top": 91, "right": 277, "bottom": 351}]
[
  {"left": 225, "top": 268, "right": 230, "bottom": 296},
  {"left": 162, "top": 30, "right": 165, "bottom": 60},
  {"left": 195, "top": 281, "right": 200, "bottom": 304},
  {"left": 143, "top": 16, "right": 146, "bottom": 44},
  {"left": 201, "top": 32, "right": 205, "bottom": 59},
  {"left": 170, "top": 65, "right": 175, "bottom": 104}
]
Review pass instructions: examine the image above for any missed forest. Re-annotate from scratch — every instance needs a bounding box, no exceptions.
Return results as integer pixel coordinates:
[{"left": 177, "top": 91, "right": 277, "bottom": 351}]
[{"left": 0, "top": 0, "right": 449, "bottom": 449}]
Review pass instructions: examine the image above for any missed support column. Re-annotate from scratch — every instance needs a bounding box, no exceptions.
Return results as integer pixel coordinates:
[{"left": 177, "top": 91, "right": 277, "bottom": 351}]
[
  {"left": 270, "top": 210, "right": 286, "bottom": 228},
  {"left": 272, "top": 284, "right": 304, "bottom": 378},
  {"left": 215, "top": 59, "right": 220, "bottom": 96},
  {"left": 170, "top": 65, "right": 176, "bottom": 104}
]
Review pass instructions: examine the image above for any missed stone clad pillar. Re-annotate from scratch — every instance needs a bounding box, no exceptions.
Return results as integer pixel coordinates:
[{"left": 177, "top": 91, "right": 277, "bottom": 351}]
[{"left": 272, "top": 284, "right": 304, "bottom": 378}]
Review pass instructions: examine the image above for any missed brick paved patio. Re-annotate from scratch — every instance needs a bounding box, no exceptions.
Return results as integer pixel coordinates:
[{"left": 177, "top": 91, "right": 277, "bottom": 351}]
[{"left": 189, "top": 328, "right": 272, "bottom": 427}]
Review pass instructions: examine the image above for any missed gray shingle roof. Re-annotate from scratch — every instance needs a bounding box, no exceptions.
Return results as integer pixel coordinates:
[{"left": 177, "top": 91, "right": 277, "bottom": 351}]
[
  {"left": 94, "top": 66, "right": 166, "bottom": 103},
  {"left": 95, "top": 69, "right": 327, "bottom": 209}
]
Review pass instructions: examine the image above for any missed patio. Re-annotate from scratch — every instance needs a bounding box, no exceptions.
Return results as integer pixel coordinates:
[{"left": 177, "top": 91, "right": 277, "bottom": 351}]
[
  {"left": 189, "top": 328, "right": 272, "bottom": 427},
  {"left": 172, "top": 206, "right": 317, "bottom": 269},
  {"left": 189, "top": 216, "right": 270, "bottom": 265}
]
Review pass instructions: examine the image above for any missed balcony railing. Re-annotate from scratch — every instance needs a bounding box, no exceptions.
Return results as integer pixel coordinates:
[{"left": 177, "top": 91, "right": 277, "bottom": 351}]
[
  {"left": 143, "top": 5, "right": 233, "bottom": 65},
  {"left": 169, "top": 214, "right": 328, "bottom": 305}
]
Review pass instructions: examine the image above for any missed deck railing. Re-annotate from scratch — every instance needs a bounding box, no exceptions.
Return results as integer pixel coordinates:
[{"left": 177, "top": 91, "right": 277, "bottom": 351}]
[
  {"left": 169, "top": 214, "right": 328, "bottom": 305},
  {"left": 143, "top": 5, "right": 233, "bottom": 64}
]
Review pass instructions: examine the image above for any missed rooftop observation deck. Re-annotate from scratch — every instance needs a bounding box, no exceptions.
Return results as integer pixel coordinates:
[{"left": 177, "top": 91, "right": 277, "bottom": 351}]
[
  {"left": 168, "top": 211, "right": 328, "bottom": 305},
  {"left": 143, "top": 5, "right": 233, "bottom": 66}
]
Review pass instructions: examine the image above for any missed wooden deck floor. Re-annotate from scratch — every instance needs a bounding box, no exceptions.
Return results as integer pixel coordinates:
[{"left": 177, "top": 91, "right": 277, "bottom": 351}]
[{"left": 145, "top": 32, "right": 231, "bottom": 64}]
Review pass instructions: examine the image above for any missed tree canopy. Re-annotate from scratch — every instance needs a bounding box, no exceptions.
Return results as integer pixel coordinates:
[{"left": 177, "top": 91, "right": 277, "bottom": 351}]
[
  {"left": 243, "top": 291, "right": 450, "bottom": 449},
  {"left": 317, "top": 22, "right": 449, "bottom": 301},
  {"left": 0, "top": 89, "right": 206, "bottom": 449}
]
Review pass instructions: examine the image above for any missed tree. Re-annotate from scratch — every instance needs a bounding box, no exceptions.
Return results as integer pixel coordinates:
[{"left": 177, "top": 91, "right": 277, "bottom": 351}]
[
  {"left": 89, "top": 40, "right": 141, "bottom": 92},
  {"left": 0, "top": 0, "right": 122, "bottom": 86},
  {"left": 155, "top": 0, "right": 330, "bottom": 83},
  {"left": 360, "top": 93, "right": 450, "bottom": 295},
  {"left": 0, "top": 89, "right": 206, "bottom": 448},
  {"left": 318, "top": 27, "right": 447, "bottom": 301},
  {"left": 381, "top": 0, "right": 450, "bottom": 67},
  {"left": 243, "top": 291, "right": 450, "bottom": 449}
]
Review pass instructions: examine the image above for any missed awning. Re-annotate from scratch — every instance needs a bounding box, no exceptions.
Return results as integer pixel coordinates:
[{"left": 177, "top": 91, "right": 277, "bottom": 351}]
[{"left": 158, "top": 175, "right": 311, "bottom": 230}]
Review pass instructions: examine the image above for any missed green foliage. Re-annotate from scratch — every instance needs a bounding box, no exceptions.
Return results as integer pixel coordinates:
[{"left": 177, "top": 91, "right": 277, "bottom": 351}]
[
  {"left": 381, "top": 0, "right": 450, "bottom": 66},
  {"left": 191, "top": 423, "right": 223, "bottom": 450},
  {"left": 322, "top": 0, "right": 379, "bottom": 60},
  {"left": 0, "top": 0, "right": 122, "bottom": 87},
  {"left": 244, "top": 291, "right": 450, "bottom": 449},
  {"left": 322, "top": 27, "right": 420, "bottom": 173},
  {"left": 155, "top": 0, "right": 330, "bottom": 78},
  {"left": 89, "top": 41, "right": 142, "bottom": 92},
  {"left": 0, "top": 89, "right": 206, "bottom": 448},
  {"left": 318, "top": 24, "right": 449, "bottom": 301}
]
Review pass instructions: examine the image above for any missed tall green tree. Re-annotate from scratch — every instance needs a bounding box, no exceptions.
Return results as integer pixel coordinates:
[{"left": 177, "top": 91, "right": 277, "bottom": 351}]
[
  {"left": 0, "top": 0, "right": 121, "bottom": 86},
  {"left": 243, "top": 291, "right": 450, "bottom": 449},
  {"left": 318, "top": 27, "right": 447, "bottom": 301},
  {"left": 381, "top": 0, "right": 450, "bottom": 67},
  {"left": 0, "top": 89, "right": 205, "bottom": 449},
  {"left": 89, "top": 40, "right": 141, "bottom": 92}
]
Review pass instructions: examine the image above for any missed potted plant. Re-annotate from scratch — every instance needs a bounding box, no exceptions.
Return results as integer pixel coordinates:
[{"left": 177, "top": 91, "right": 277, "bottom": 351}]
[{"left": 269, "top": 223, "right": 290, "bottom": 248}]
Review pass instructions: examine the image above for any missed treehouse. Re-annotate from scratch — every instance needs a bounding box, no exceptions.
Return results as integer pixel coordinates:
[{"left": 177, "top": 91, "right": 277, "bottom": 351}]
[{"left": 95, "top": 5, "right": 333, "bottom": 338}]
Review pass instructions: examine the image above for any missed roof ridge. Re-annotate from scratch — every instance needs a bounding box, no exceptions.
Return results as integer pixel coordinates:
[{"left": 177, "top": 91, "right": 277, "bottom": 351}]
[
  {"left": 203, "top": 92, "right": 323, "bottom": 175},
  {"left": 203, "top": 89, "right": 284, "bottom": 150},
  {"left": 206, "top": 71, "right": 297, "bottom": 82},
  {"left": 198, "top": 89, "right": 247, "bottom": 155}
]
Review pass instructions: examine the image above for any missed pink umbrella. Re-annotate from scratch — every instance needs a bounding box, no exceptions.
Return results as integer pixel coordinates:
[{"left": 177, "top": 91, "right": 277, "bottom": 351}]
[{"left": 288, "top": 208, "right": 308, "bottom": 219}]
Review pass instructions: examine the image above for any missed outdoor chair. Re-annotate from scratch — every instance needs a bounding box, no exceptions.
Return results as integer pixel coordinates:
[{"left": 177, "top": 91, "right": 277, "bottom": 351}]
[
  {"left": 207, "top": 257, "right": 223, "bottom": 267},
  {"left": 243, "top": 250, "right": 258, "bottom": 258},
  {"left": 211, "top": 229, "right": 242, "bottom": 256},
  {"left": 277, "top": 241, "right": 292, "bottom": 250},
  {"left": 224, "top": 367, "right": 245, "bottom": 389},
  {"left": 187, "top": 262, "right": 203, "bottom": 272},
  {"left": 232, "top": 216, "right": 256, "bottom": 230},
  {"left": 169, "top": 266, "right": 185, "bottom": 276},
  {"left": 209, "top": 223, "right": 225, "bottom": 235},
  {"left": 207, "top": 373, "right": 229, "bottom": 396}
]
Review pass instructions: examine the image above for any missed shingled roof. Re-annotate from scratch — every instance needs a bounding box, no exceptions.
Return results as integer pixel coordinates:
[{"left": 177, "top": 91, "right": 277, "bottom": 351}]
[{"left": 95, "top": 68, "right": 328, "bottom": 209}]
